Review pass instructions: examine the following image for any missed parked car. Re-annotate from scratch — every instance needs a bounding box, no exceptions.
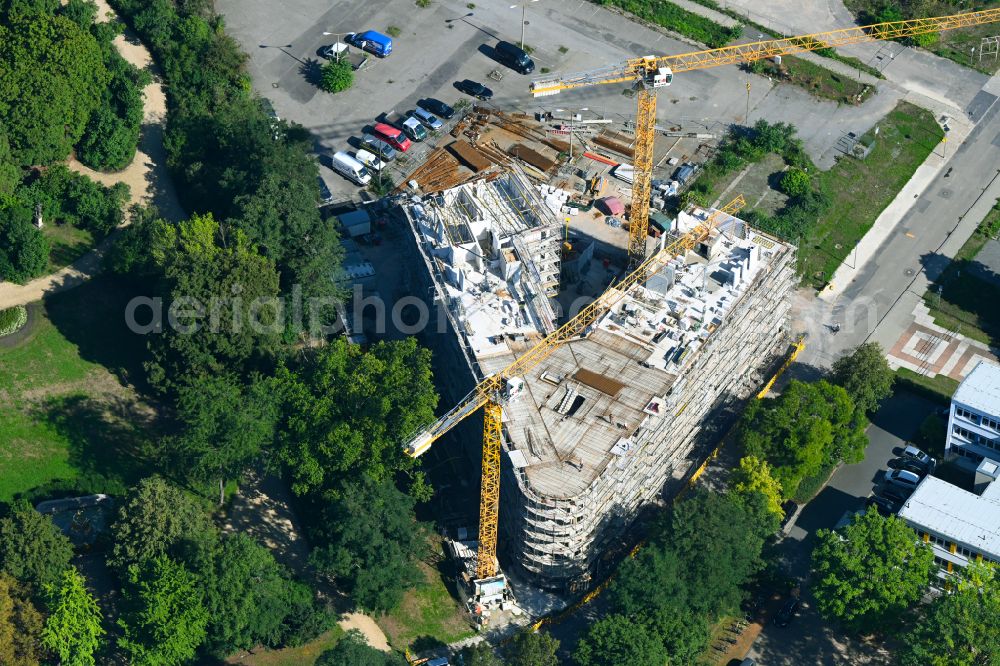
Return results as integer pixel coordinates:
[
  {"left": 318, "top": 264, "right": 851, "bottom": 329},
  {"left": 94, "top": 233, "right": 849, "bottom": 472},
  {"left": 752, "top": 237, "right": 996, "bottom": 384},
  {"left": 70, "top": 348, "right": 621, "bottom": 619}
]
[
  {"left": 866, "top": 494, "right": 902, "bottom": 517},
  {"left": 901, "top": 444, "right": 936, "bottom": 472},
  {"left": 372, "top": 122, "right": 412, "bottom": 152},
  {"left": 456, "top": 79, "right": 493, "bottom": 101},
  {"left": 775, "top": 598, "right": 800, "bottom": 628},
  {"left": 419, "top": 98, "right": 455, "bottom": 120},
  {"left": 400, "top": 116, "right": 428, "bottom": 142},
  {"left": 354, "top": 148, "right": 387, "bottom": 172},
  {"left": 346, "top": 30, "right": 392, "bottom": 57},
  {"left": 317, "top": 176, "right": 334, "bottom": 206},
  {"left": 494, "top": 40, "right": 535, "bottom": 74},
  {"left": 887, "top": 457, "right": 928, "bottom": 477},
  {"left": 409, "top": 107, "right": 443, "bottom": 130},
  {"left": 361, "top": 134, "right": 398, "bottom": 162},
  {"left": 885, "top": 469, "right": 922, "bottom": 491},
  {"left": 875, "top": 483, "right": 912, "bottom": 503},
  {"left": 328, "top": 151, "right": 371, "bottom": 186},
  {"left": 320, "top": 43, "right": 349, "bottom": 60}
]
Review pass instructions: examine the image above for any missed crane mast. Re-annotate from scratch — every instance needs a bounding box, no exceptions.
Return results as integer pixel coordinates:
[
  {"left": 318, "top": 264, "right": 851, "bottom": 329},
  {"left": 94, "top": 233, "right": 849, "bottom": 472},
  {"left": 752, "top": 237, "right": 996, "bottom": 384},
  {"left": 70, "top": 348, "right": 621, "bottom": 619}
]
[{"left": 404, "top": 6, "right": 1000, "bottom": 602}]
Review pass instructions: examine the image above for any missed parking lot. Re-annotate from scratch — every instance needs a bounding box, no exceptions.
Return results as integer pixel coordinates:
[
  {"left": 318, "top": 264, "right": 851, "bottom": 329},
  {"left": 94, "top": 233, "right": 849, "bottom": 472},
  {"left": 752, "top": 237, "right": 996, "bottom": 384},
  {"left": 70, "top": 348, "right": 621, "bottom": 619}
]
[{"left": 216, "top": 0, "right": 908, "bottom": 202}]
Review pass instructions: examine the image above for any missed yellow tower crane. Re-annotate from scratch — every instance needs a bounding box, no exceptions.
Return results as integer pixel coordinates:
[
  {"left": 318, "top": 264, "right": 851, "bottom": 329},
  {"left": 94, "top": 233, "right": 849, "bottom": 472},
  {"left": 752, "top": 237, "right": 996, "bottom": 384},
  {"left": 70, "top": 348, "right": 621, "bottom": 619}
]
[
  {"left": 530, "top": 7, "right": 1000, "bottom": 270},
  {"left": 404, "top": 6, "right": 1000, "bottom": 591},
  {"left": 405, "top": 195, "right": 746, "bottom": 582}
]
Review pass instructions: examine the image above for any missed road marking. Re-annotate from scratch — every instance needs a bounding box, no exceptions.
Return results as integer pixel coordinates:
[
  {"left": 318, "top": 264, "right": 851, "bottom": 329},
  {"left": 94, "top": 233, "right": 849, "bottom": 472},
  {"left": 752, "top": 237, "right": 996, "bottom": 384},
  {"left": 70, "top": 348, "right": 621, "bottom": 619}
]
[{"left": 905, "top": 232, "right": 915, "bottom": 238}]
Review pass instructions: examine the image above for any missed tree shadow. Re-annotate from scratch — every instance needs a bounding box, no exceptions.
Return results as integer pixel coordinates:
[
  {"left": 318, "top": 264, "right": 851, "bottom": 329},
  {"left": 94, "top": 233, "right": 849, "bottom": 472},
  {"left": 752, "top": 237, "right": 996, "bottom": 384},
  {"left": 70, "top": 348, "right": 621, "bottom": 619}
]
[
  {"left": 43, "top": 276, "right": 153, "bottom": 395},
  {"left": 920, "top": 249, "right": 1000, "bottom": 348},
  {"left": 25, "top": 393, "right": 160, "bottom": 500},
  {"left": 300, "top": 57, "right": 324, "bottom": 87},
  {"left": 411, "top": 635, "right": 447, "bottom": 652}
]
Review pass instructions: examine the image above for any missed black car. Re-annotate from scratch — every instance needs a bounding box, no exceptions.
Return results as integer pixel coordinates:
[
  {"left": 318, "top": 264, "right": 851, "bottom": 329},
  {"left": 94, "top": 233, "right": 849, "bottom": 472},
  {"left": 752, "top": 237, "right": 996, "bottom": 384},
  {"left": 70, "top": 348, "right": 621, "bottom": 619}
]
[
  {"left": 456, "top": 79, "right": 493, "bottom": 101},
  {"left": 866, "top": 494, "right": 901, "bottom": 517},
  {"left": 419, "top": 98, "right": 455, "bottom": 120},
  {"left": 494, "top": 40, "right": 535, "bottom": 74},
  {"left": 775, "top": 598, "right": 800, "bottom": 628},
  {"left": 875, "top": 482, "right": 912, "bottom": 503},
  {"left": 887, "top": 457, "right": 928, "bottom": 477}
]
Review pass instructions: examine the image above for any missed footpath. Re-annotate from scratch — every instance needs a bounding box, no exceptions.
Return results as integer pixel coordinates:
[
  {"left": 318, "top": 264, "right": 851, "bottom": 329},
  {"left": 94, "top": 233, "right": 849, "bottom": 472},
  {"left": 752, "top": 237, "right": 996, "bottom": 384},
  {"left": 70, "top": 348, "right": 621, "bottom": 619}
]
[{"left": 0, "top": 0, "right": 183, "bottom": 311}]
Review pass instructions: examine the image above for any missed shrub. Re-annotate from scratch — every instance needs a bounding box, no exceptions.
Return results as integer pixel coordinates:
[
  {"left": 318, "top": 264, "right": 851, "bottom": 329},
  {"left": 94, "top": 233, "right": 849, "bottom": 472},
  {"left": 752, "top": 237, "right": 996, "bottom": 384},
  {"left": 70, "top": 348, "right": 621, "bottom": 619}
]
[
  {"left": 416, "top": 0, "right": 431, "bottom": 6},
  {"left": 599, "top": 0, "right": 740, "bottom": 48},
  {"left": 19, "top": 165, "right": 129, "bottom": 236},
  {"left": 368, "top": 172, "right": 395, "bottom": 197},
  {"left": 0, "top": 305, "right": 28, "bottom": 336},
  {"left": 385, "top": 25, "right": 401, "bottom": 38},
  {"left": 908, "top": 31, "right": 938, "bottom": 48},
  {"left": 319, "top": 59, "right": 353, "bottom": 93},
  {"left": 779, "top": 168, "right": 811, "bottom": 197}
]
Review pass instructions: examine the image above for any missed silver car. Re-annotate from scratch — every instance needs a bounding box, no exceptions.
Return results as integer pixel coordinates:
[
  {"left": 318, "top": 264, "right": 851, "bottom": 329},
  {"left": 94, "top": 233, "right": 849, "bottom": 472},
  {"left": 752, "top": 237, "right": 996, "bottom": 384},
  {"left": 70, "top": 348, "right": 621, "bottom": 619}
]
[
  {"left": 409, "top": 107, "right": 443, "bottom": 130},
  {"left": 361, "top": 134, "right": 397, "bottom": 162}
]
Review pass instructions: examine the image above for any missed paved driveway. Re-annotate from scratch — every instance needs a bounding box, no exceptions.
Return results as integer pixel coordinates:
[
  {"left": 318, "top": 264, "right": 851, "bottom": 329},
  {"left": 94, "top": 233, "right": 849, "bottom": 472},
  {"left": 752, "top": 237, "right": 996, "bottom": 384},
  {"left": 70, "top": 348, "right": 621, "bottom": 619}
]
[
  {"left": 746, "top": 391, "right": 938, "bottom": 665},
  {"left": 217, "top": 0, "right": 912, "bottom": 201}
]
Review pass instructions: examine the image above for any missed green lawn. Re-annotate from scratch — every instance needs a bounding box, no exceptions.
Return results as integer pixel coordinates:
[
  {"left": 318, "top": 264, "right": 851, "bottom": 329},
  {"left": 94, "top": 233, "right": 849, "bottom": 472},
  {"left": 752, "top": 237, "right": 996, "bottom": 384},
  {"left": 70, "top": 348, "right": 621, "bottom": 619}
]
[
  {"left": 800, "top": 101, "right": 943, "bottom": 287},
  {"left": 929, "top": 22, "right": 1000, "bottom": 75},
  {"left": 377, "top": 556, "right": 474, "bottom": 652},
  {"left": 923, "top": 200, "right": 1000, "bottom": 346},
  {"left": 895, "top": 367, "right": 960, "bottom": 404},
  {"left": 225, "top": 628, "right": 345, "bottom": 666},
  {"left": 43, "top": 222, "right": 95, "bottom": 272},
  {"left": 0, "top": 278, "right": 156, "bottom": 501}
]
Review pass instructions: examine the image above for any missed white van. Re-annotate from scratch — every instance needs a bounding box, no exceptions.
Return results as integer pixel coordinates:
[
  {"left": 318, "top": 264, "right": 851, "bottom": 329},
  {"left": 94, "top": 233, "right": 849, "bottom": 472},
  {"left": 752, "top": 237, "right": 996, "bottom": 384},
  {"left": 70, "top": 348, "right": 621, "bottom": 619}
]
[
  {"left": 354, "top": 148, "right": 387, "bottom": 172},
  {"left": 331, "top": 151, "right": 371, "bottom": 186}
]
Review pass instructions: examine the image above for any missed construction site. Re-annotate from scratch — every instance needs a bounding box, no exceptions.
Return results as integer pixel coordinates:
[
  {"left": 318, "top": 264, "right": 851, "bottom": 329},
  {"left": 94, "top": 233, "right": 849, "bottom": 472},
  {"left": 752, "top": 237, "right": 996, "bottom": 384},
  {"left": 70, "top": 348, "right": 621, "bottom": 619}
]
[{"left": 376, "top": 91, "right": 797, "bottom": 608}]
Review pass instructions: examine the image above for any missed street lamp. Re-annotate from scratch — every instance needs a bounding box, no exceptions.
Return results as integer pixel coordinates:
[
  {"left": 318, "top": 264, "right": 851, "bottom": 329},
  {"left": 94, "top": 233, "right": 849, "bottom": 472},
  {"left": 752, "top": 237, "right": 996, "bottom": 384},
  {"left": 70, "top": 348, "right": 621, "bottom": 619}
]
[{"left": 509, "top": 0, "right": 539, "bottom": 50}]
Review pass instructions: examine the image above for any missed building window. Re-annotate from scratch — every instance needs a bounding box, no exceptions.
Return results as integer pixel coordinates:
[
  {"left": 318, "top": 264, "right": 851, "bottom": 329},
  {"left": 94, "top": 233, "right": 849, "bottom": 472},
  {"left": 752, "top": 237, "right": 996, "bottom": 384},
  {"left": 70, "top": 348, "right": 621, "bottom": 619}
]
[
  {"left": 955, "top": 407, "right": 980, "bottom": 423},
  {"left": 983, "top": 416, "right": 1000, "bottom": 432}
]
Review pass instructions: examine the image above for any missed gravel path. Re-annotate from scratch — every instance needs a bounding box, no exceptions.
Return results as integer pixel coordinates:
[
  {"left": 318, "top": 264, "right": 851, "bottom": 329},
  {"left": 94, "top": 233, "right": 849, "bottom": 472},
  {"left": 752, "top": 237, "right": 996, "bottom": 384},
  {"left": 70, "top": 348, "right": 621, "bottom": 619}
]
[{"left": 0, "top": 0, "right": 183, "bottom": 310}]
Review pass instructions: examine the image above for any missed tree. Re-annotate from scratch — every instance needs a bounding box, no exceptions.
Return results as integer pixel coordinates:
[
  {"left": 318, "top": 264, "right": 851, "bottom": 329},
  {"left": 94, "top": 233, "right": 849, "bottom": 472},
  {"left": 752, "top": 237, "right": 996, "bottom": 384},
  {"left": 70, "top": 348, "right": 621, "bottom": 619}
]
[
  {"left": 573, "top": 614, "right": 668, "bottom": 666},
  {"left": 0, "top": 574, "right": 44, "bottom": 666},
  {"left": 203, "top": 533, "right": 314, "bottom": 656},
  {"left": 740, "top": 380, "right": 868, "bottom": 499},
  {"left": 897, "top": 562, "right": 1000, "bottom": 666},
  {"left": 730, "top": 455, "right": 785, "bottom": 521},
  {"left": 0, "top": 206, "right": 50, "bottom": 284},
  {"left": 319, "top": 59, "right": 354, "bottom": 93},
  {"left": 316, "top": 629, "right": 406, "bottom": 666},
  {"left": 506, "top": 630, "right": 560, "bottom": 666},
  {"left": 811, "top": 506, "right": 933, "bottom": 632},
  {"left": 0, "top": 500, "right": 74, "bottom": 595},
  {"left": 461, "top": 642, "right": 504, "bottom": 666},
  {"left": 831, "top": 342, "right": 895, "bottom": 415},
  {"left": 40, "top": 567, "right": 104, "bottom": 666},
  {"left": 0, "top": 12, "right": 108, "bottom": 165},
  {"left": 144, "top": 213, "right": 282, "bottom": 393},
  {"left": 170, "top": 374, "right": 276, "bottom": 504},
  {"left": 271, "top": 337, "right": 438, "bottom": 496},
  {"left": 117, "top": 555, "right": 209, "bottom": 666},
  {"left": 779, "top": 168, "right": 810, "bottom": 197},
  {"left": 308, "top": 477, "right": 425, "bottom": 613},
  {"left": 107, "top": 477, "right": 218, "bottom": 575},
  {"left": 666, "top": 490, "right": 768, "bottom": 617}
]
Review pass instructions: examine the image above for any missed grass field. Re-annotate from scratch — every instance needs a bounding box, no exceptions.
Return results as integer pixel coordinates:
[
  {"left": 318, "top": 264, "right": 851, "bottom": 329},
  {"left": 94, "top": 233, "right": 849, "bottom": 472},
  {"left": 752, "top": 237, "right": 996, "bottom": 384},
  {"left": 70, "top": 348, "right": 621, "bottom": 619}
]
[
  {"left": 895, "top": 367, "right": 961, "bottom": 404},
  {"left": 924, "top": 200, "right": 1000, "bottom": 345},
  {"left": 43, "top": 222, "right": 95, "bottom": 272},
  {"left": 0, "top": 278, "right": 156, "bottom": 502},
  {"left": 225, "top": 628, "right": 345, "bottom": 666},
  {"left": 757, "top": 56, "right": 873, "bottom": 105},
  {"left": 929, "top": 22, "right": 1000, "bottom": 75},
  {"left": 799, "top": 101, "right": 943, "bottom": 287},
  {"left": 377, "top": 555, "right": 474, "bottom": 652}
]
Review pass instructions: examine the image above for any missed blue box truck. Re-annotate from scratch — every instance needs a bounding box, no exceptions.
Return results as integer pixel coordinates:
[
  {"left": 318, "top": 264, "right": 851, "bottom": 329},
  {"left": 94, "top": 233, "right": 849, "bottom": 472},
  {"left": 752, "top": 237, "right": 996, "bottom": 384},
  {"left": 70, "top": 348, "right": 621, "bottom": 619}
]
[{"left": 348, "top": 30, "right": 392, "bottom": 57}]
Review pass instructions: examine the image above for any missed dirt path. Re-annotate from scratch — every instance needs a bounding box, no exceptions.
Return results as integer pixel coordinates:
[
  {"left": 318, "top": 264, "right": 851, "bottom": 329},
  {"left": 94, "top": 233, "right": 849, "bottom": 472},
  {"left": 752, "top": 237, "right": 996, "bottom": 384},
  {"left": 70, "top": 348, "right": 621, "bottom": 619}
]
[
  {"left": 222, "top": 468, "right": 392, "bottom": 653},
  {"left": 0, "top": 0, "right": 183, "bottom": 311}
]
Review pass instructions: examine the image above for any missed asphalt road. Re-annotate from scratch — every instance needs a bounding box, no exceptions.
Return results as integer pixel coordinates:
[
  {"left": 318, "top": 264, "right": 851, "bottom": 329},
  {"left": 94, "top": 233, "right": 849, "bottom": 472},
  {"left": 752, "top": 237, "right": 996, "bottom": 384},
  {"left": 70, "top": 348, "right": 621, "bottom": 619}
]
[
  {"left": 746, "top": 391, "right": 939, "bottom": 666},
  {"left": 217, "top": 0, "right": 914, "bottom": 201}
]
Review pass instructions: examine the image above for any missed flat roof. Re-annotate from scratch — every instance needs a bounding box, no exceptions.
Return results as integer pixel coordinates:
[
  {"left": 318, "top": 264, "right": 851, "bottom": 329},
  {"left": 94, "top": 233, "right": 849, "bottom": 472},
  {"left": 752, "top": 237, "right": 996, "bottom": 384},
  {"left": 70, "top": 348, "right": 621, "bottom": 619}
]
[
  {"left": 898, "top": 475, "right": 1000, "bottom": 559},
  {"left": 953, "top": 360, "right": 1000, "bottom": 416}
]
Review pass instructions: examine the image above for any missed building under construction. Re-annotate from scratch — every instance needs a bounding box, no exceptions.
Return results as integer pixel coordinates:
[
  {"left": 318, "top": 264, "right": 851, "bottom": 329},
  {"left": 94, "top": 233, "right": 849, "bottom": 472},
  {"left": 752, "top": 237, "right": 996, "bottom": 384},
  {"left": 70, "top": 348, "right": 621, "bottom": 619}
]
[{"left": 401, "top": 168, "right": 796, "bottom": 591}]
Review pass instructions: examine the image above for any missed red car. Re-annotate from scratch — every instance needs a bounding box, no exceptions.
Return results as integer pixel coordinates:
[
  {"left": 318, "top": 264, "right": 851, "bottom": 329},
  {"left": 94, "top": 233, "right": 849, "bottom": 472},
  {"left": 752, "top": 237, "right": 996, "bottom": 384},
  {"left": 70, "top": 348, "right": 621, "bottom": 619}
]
[{"left": 372, "top": 122, "right": 411, "bottom": 152}]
